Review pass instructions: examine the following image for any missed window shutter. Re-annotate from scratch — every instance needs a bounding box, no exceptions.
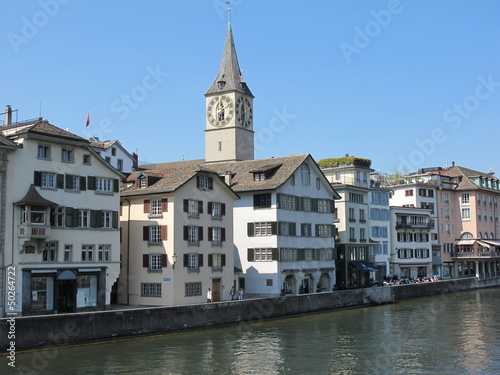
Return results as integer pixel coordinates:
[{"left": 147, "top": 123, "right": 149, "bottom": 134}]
[
  {"left": 90, "top": 210, "right": 101, "bottom": 228},
  {"left": 208, "top": 227, "right": 213, "bottom": 241},
  {"left": 196, "top": 175, "right": 200, "bottom": 189},
  {"left": 80, "top": 176, "right": 87, "bottom": 191},
  {"left": 198, "top": 226, "right": 204, "bottom": 241},
  {"left": 65, "top": 174, "right": 72, "bottom": 189},
  {"left": 289, "top": 222, "right": 296, "bottom": 236},
  {"left": 143, "top": 254, "right": 149, "bottom": 268},
  {"left": 143, "top": 226, "right": 150, "bottom": 241},
  {"left": 65, "top": 207, "right": 74, "bottom": 227},
  {"left": 161, "top": 254, "right": 168, "bottom": 267},
  {"left": 198, "top": 254, "right": 204, "bottom": 267},
  {"left": 57, "top": 174, "right": 64, "bottom": 189},
  {"left": 276, "top": 193, "right": 281, "bottom": 208},
  {"left": 221, "top": 254, "right": 226, "bottom": 267},
  {"left": 87, "top": 176, "right": 96, "bottom": 190},
  {"left": 221, "top": 227, "right": 226, "bottom": 242},
  {"left": 208, "top": 177, "right": 213, "bottom": 190},
  {"left": 295, "top": 196, "right": 300, "bottom": 211},
  {"left": 330, "top": 199, "right": 335, "bottom": 213},
  {"left": 183, "top": 199, "right": 188, "bottom": 213},
  {"left": 112, "top": 211, "right": 119, "bottom": 228},
  {"left": 113, "top": 179, "right": 119, "bottom": 193},
  {"left": 253, "top": 195, "right": 259, "bottom": 208},
  {"left": 183, "top": 254, "right": 188, "bottom": 267},
  {"left": 72, "top": 209, "right": 79, "bottom": 227},
  {"left": 330, "top": 225, "right": 335, "bottom": 237},
  {"left": 247, "top": 223, "right": 255, "bottom": 237},
  {"left": 33, "top": 171, "right": 42, "bottom": 186},
  {"left": 198, "top": 200, "right": 203, "bottom": 214},
  {"left": 161, "top": 225, "right": 167, "bottom": 240},
  {"left": 208, "top": 254, "right": 213, "bottom": 267},
  {"left": 315, "top": 224, "right": 319, "bottom": 237},
  {"left": 301, "top": 224, "right": 306, "bottom": 236},
  {"left": 120, "top": 202, "right": 123, "bottom": 216},
  {"left": 207, "top": 202, "right": 213, "bottom": 214},
  {"left": 143, "top": 200, "right": 150, "bottom": 214},
  {"left": 161, "top": 198, "right": 168, "bottom": 212},
  {"left": 183, "top": 226, "right": 188, "bottom": 241},
  {"left": 297, "top": 248, "right": 304, "bottom": 261},
  {"left": 272, "top": 248, "right": 279, "bottom": 261},
  {"left": 311, "top": 199, "right": 318, "bottom": 212},
  {"left": 247, "top": 248, "right": 254, "bottom": 261},
  {"left": 278, "top": 222, "right": 283, "bottom": 236},
  {"left": 271, "top": 222, "right": 278, "bottom": 235},
  {"left": 221, "top": 203, "right": 226, "bottom": 216}
]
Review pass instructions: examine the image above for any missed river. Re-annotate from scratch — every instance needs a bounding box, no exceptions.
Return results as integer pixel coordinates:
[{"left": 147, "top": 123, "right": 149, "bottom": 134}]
[{"left": 11, "top": 287, "right": 500, "bottom": 375}]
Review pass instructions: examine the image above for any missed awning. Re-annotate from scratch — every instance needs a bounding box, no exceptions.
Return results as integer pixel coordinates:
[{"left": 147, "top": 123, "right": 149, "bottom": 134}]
[
  {"left": 455, "top": 240, "right": 476, "bottom": 246},
  {"left": 350, "top": 261, "right": 379, "bottom": 272},
  {"left": 483, "top": 240, "right": 500, "bottom": 247},
  {"left": 477, "top": 241, "right": 492, "bottom": 248},
  {"left": 57, "top": 270, "right": 77, "bottom": 280}
]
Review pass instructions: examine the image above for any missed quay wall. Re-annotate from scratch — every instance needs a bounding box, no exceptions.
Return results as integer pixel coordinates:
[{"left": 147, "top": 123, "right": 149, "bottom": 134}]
[{"left": 2, "top": 277, "right": 499, "bottom": 350}]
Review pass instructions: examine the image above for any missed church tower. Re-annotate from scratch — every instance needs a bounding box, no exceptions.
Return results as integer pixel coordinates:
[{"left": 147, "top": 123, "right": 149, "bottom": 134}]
[{"left": 205, "top": 15, "right": 254, "bottom": 163}]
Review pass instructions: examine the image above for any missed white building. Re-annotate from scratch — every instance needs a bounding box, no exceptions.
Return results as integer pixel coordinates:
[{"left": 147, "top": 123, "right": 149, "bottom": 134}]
[
  {"left": 1, "top": 118, "right": 123, "bottom": 315},
  {"left": 89, "top": 138, "right": 137, "bottom": 174}
]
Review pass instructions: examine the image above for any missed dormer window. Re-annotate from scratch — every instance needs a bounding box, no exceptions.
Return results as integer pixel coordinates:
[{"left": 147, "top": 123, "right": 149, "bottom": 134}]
[
  {"left": 254, "top": 172, "right": 266, "bottom": 182},
  {"left": 218, "top": 80, "right": 226, "bottom": 90},
  {"left": 140, "top": 178, "right": 148, "bottom": 189}
]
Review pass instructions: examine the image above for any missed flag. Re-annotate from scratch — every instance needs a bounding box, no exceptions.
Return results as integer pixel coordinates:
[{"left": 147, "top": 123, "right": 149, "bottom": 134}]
[{"left": 85, "top": 108, "right": 90, "bottom": 127}]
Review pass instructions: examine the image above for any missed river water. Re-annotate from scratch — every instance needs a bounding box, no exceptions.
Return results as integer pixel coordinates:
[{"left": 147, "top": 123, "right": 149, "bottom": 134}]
[{"left": 12, "top": 287, "right": 500, "bottom": 375}]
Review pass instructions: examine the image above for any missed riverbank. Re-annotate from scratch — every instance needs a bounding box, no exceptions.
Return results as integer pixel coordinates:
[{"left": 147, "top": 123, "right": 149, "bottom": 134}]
[{"left": 2, "top": 276, "right": 499, "bottom": 350}]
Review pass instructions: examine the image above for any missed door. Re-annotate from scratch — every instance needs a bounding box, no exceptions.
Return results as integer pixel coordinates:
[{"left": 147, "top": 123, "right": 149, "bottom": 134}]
[
  {"left": 212, "top": 279, "right": 221, "bottom": 302},
  {"left": 57, "top": 279, "right": 76, "bottom": 313}
]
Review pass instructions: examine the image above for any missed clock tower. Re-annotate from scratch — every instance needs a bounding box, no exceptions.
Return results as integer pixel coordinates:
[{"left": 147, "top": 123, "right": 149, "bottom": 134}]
[{"left": 205, "top": 18, "right": 254, "bottom": 163}]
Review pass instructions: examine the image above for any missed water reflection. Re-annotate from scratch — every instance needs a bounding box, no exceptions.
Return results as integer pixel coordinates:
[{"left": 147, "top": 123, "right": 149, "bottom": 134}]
[{"left": 14, "top": 288, "right": 500, "bottom": 375}]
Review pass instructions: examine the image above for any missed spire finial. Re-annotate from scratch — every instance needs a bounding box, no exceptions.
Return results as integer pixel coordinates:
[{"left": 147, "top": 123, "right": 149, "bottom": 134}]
[{"left": 226, "top": 0, "right": 231, "bottom": 25}]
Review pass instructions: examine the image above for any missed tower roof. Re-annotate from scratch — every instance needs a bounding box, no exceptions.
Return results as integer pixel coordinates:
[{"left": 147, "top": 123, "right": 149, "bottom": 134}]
[{"left": 206, "top": 23, "right": 253, "bottom": 97}]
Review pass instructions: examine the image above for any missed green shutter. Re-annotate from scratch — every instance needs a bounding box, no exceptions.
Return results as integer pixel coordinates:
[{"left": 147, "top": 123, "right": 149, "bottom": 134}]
[
  {"left": 33, "top": 171, "right": 41, "bottom": 186},
  {"left": 297, "top": 248, "right": 305, "bottom": 261},
  {"left": 112, "top": 211, "right": 119, "bottom": 228},
  {"left": 87, "top": 176, "right": 96, "bottom": 190},
  {"left": 276, "top": 193, "right": 281, "bottom": 208},
  {"left": 271, "top": 248, "right": 279, "bottom": 261},
  {"left": 65, "top": 207, "right": 74, "bottom": 227},
  {"left": 295, "top": 196, "right": 300, "bottom": 211},
  {"left": 247, "top": 222, "right": 255, "bottom": 237},
  {"left": 57, "top": 174, "right": 64, "bottom": 189},
  {"left": 271, "top": 222, "right": 278, "bottom": 235},
  {"left": 247, "top": 248, "right": 254, "bottom": 261},
  {"left": 80, "top": 176, "right": 87, "bottom": 191},
  {"left": 113, "top": 179, "right": 119, "bottom": 193}
]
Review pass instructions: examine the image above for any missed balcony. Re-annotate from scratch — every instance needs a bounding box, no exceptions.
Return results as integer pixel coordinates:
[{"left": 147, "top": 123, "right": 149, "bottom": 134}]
[
  {"left": 19, "top": 225, "right": 50, "bottom": 239},
  {"left": 451, "top": 250, "right": 500, "bottom": 259},
  {"left": 395, "top": 222, "right": 433, "bottom": 230}
]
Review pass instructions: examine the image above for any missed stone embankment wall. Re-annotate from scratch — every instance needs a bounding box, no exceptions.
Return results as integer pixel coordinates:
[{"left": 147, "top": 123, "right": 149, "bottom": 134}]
[{"left": 2, "top": 277, "right": 498, "bottom": 349}]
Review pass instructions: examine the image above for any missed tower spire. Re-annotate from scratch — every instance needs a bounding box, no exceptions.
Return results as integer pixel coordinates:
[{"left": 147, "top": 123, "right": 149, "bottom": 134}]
[
  {"left": 227, "top": 0, "right": 231, "bottom": 26},
  {"left": 206, "top": 4, "right": 253, "bottom": 98}
]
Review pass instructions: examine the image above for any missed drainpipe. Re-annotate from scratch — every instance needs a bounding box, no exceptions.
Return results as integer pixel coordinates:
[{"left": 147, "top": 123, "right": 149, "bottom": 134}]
[{"left": 124, "top": 196, "right": 131, "bottom": 306}]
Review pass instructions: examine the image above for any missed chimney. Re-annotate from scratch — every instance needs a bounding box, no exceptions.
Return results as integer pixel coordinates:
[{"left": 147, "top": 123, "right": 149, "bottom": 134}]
[
  {"left": 4, "top": 105, "right": 12, "bottom": 126},
  {"left": 224, "top": 171, "right": 233, "bottom": 186},
  {"left": 451, "top": 161, "right": 455, "bottom": 167}
]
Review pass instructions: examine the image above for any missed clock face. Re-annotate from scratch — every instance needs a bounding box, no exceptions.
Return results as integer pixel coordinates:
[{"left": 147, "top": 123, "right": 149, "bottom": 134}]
[
  {"left": 236, "top": 96, "right": 253, "bottom": 128},
  {"left": 207, "top": 95, "right": 234, "bottom": 127}
]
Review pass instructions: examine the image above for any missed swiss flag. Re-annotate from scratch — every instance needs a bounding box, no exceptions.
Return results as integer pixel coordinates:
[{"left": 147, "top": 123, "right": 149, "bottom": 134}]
[{"left": 85, "top": 108, "right": 90, "bottom": 127}]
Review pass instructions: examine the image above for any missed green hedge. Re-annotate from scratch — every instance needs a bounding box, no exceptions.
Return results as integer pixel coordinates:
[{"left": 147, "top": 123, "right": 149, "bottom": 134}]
[{"left": 318, "top": 156, "right": 372, "bottom": 168}]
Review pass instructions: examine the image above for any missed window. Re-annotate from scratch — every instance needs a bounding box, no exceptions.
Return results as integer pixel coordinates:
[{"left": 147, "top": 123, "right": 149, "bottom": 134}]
[
  {"left": 359, "top": 209, "right": 365, "bottom": 221},
  {"left": 41, "top": 172, "right": 56, "bottom": 188},
  {"left": 302, "top": 197, "right": 311, "bottom": 212},
  {"left": 461, "top": 193, "right": 470, "bottom": 204},
  {"left": 105, "top": 156, "right": 111, "bottom": 164},
  {"left": 317, "top": 224, "right": 333, "bottom": 238},
  {"left": 405, "top": 189, "right": 414, "bottom": 196},
  {"left": 83, "top": 154, "right": 91, "bottom": 165},
  {"left": 254, "top": 194, "right": 271, "bottom": 208},
  {"left": 188, "top": 199, "right": 200, "bottom": 217},
  {"left": 348, "top": 208, "right": 355, "bottom": 221},
  {"left": 255, "top": 222, "right": 273, "bottom": 236},
  {"left": 398, "top": 248, "right": 413, "bottom": 259},
  {"left": 210, "top": 253, "right": 225, "bottom": 269},
  {"left": 117, "top": 159, "right": 123, "bottom": 171},
  {"left": 185, "top": 282, "right": 202, "bottom": 297},
  {"left": 96, "top": 178, "right": 113, "bottom": 193},
  {"left": 198, "top": 175, "right": 213, "bottom": 191},
  {"left": 98, "top": 245, "right": 110, "bottom": 261},
  {"left": 31, "top": 277, "right": 54, "bottom": 311},
  {"left": 210, "top": 202, "right": 224, "bottom": 219},
  {"left": 188, "top": 226, "right": 199, "bottom": 244},
  {"left": 335, "top": 172, "right": 341, "bottom": 181},
  {"left": 316, "top": 178, "right": 321, "bottom": 190},
  {"left": 151, "top": 199, "right": 162, "bottom": 216},
  {"left": 81, "top": 245, "right": 94, "bottom": 261},
  {"left": 65, "top": 174, "right": 80, "bottom": 190},
  {"left": 254, "top": 172, "right": 266, "bottom": 181},
  {"left": 290, "top": 174, "right": 295, "bottom": 186},
  {"left": 301, "top": 223, "right": 312, "bottom": 237},
  {"left": 301, "top": 164, "right": 310, "bottom": 186},
  {"left": 149, "top": 254, "right": 162, "bottom": 271},
  {"left": 141, "top": 283, "right": 161, "bottom": 297},
  {"left": 317, "top": 199, "right": 332, "bottom": 213},
  {"left": 187, "top": 253, "right": 199, "bottom": 271},
  {"left": 42, "top": 241, "right": 57, "bottom": 262},
  {"left": 415, "top": 248, "right": 429, "bottom": 258},
  {"left": 79, "top": 210, "right": 90, "bottom": 227},
  {"left": 360, "top": 228, "right": 366, "bottom": 241},
  {"left": 111, "top": 147, "right": 116, "bottom": 156},
  {"left": 349, "top": 227, "right": 356, "bottom": 241},
  {"left": 349, "top": 193, "right": 363, "bottom": 203},
  {"left": 140, "top": 178, "right": 147, "bottom": 189},
  {"left": 150, "top": 226, "right": 162, "bottom": 244},
  {"left": 37, "top": 144, "right": 51, "bottom": 160},
  {"left": 461, "top": 208, "right": 470, "bottom": 220},
  {"left": 254, "top": 248, "right": 274, "bottom": 261},
  {"left": 280, "top": 248, "right": 297, "bottom": 262},
  {"left": 61, "top": 148, "right": 74, "bottom": 163},
  {"left": 278, "top": 194, "right": 296, "bottom": 210},
  {"left": 210, "top": 227, "right": 224, "bottom": 244},
  {"left": 64, "top": 244, "right": 72, "bottom": 261}
]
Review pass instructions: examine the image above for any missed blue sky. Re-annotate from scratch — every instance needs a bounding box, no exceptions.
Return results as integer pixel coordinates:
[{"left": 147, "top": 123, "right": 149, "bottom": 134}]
[{"left": 2, "top": 0, "right": 500, "bottom": 176}]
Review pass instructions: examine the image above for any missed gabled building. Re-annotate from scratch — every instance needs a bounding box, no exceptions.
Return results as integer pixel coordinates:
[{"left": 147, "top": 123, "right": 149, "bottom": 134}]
[
  {"left": 1, "top": 118, "right": 123, "bottom": 315},
  {"left": 443, "top": 165, "right": 500, "bottom": 279},
  {"left": 89, "top": 138, "right": 138, "bottom": 174},
  {"left": 118, "top": 166, "right": 238, "bottom": 306}
]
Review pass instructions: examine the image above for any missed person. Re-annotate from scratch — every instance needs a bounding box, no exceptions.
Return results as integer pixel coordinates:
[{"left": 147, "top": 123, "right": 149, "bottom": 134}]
[
  {"left": 207, "top": 288, "right": 212, "bottom": 303},
  {"left": 229, "top": 286, "right": 236, "bottom": 300},
  {"left": 238, "top": 288, "right": 243, "bottom": 300}
]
